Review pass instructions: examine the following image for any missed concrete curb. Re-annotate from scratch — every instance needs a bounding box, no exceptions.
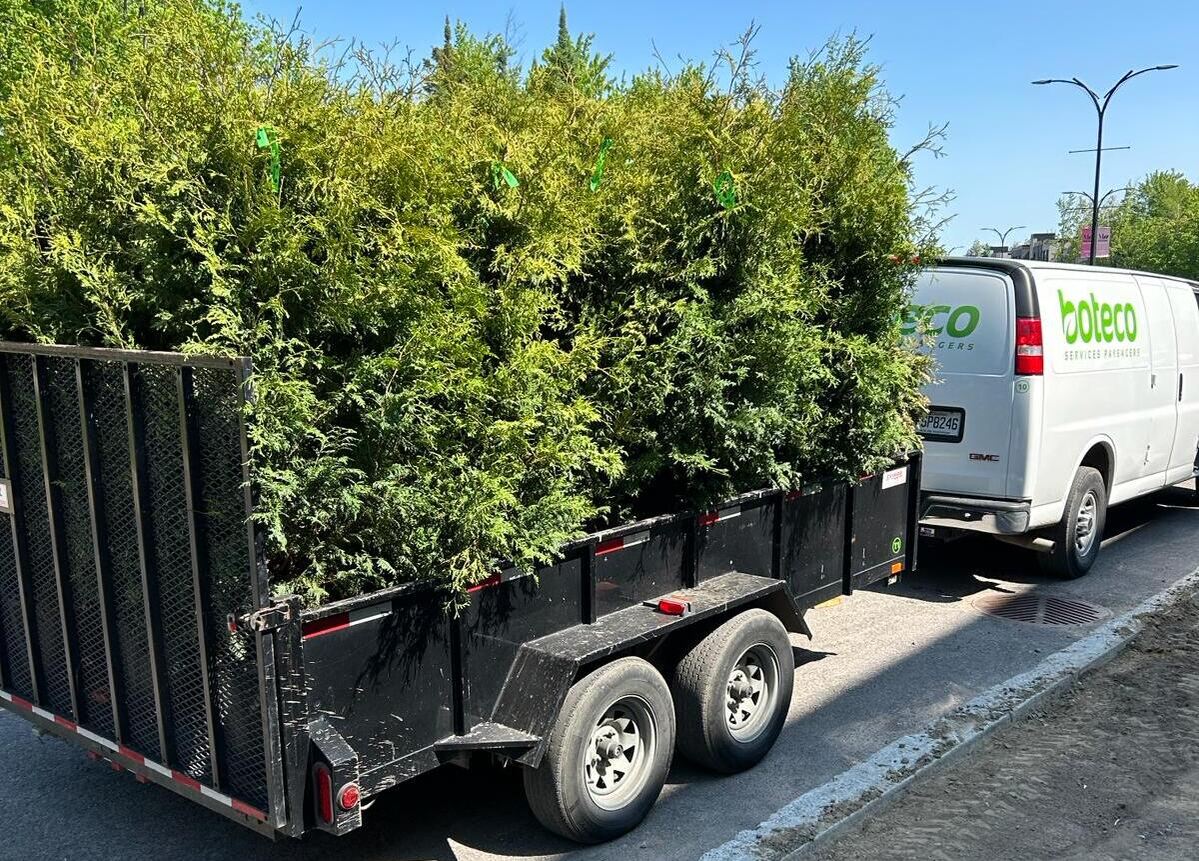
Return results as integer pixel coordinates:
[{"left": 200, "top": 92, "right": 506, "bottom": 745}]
[{"left": 702, "top": 565, "right": 1199, "bottom": 861}]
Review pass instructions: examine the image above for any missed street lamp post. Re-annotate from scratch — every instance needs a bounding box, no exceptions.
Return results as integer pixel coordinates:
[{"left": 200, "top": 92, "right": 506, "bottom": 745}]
[
  {"left": 982, "top": 225, "right": 1026, "bottom": 257},
  {"left": 1033, "top": 65, "right": 1178, "bottom": 265}
]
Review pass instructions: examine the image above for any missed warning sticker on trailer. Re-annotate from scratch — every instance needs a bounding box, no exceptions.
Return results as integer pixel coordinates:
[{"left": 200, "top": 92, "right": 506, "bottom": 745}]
[
  {"left": 881, "top": 467, "right": 908, "bottom": 490},
  {"left": 0, "top": 479, "right": 10, "bottom": 513}
]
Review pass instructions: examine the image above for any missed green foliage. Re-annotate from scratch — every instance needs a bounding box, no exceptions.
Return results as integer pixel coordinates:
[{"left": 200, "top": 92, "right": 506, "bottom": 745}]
[
  {"left": 1057, "top": 171, "right": 1199, "bottom": 278},
  {"left": 0, "top": 1, "right": 936, "bottom": 606}
]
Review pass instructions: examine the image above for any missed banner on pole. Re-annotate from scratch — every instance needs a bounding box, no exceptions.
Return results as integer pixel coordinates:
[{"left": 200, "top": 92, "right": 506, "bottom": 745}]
[{"left": 1080, "top": 225, "right": 1111, "bottom": 259}]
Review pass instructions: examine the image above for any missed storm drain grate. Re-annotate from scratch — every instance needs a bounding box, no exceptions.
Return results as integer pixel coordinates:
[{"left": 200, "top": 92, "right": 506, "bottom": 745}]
[{"left": 974, "top": 593, "right": 1107, "bottom": 626}]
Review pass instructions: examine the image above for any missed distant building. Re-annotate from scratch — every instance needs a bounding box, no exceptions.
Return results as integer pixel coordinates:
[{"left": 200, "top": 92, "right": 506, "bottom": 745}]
[{"left": 1010, "top": 232, "right": 1059, "bottom": 261}]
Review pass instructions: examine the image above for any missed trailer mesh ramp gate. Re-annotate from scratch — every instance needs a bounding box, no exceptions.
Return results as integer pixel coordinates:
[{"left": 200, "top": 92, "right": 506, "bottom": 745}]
[{"left": 0, "top": 344, "right": 275, "bottom": 823}]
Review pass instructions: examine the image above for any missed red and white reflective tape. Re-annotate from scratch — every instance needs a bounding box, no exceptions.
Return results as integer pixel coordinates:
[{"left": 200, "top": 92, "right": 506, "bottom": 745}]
[
  {"left": 0, "top": 688, "right": 267, "bottom": 822},
  {"left": 466, "top": 565, "right": 531, "bottom": 595},
  {"left": 595, "top": 529, "right": 651, "bottom": 558},
  {"left": 698, "top": 506, "right": 743, "bottom": 527},
  {"left": 301, "top": 601, "right": 393, "bottom": 640}
]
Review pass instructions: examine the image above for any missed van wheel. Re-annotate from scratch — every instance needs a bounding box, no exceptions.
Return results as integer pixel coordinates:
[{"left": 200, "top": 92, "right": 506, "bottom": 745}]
[
  {"left": 671, "top": 609, "right": 794, "bottom": 773},
  {"left": 523, "top": 657, "right": 675, "bottom": 844},
  {"left": 1040, "top": 466, "right": 1106, "bottom": 579}
]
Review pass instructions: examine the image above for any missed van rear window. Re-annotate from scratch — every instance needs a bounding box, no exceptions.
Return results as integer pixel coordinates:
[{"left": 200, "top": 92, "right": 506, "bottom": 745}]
[{"left": 907, "top": 269, "right": 1012, "bottom": 376}]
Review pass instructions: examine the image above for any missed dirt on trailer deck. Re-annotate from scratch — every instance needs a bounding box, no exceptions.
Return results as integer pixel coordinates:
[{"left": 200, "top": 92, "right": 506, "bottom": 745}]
[{"left": 809, "top": 585, "right": 1199, "bottom": 861}]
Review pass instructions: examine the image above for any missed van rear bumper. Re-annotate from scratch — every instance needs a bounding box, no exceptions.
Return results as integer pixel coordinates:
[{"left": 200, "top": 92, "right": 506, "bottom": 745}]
[{"left": 919, "top": 493, "right": 1031, "bottom": 535}]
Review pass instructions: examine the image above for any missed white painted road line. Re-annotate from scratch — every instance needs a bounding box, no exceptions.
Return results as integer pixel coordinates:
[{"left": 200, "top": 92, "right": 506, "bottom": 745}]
[{"left": 704, "top": 564, "right": 1199, "bottom": 861}]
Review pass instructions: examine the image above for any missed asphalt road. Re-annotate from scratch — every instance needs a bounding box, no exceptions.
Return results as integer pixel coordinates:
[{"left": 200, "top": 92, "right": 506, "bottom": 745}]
[{"left": 3, "top": 486, "right": 1197, "bottom": 861}]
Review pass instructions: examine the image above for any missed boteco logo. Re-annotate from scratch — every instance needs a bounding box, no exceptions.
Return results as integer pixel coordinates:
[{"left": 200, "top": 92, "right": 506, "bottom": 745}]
[
  {"left": 1058, "top": 290, "right": 1138, "bottom": 344},
  {"left": 901, "top": 304, "right": 981, "bottom": 338}
]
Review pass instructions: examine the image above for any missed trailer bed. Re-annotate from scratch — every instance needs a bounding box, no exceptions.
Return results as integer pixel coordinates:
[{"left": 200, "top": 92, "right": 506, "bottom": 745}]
[{"left": 0, "top": 341, "right": 922, "bottom": 841}]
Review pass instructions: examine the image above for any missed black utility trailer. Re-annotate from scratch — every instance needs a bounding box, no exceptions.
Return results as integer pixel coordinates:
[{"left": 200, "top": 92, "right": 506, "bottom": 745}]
[{"left": 0, "top": 342, "right": 921, "bottom": 844}]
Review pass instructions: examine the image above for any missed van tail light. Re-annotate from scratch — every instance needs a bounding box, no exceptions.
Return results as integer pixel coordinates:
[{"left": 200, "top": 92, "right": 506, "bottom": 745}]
[
  {"left": 314, "top": 763, "right": 334, "bottom": 824},
  {"left": 1015, "top": 317, "right": 1044, "bottom": 375}
]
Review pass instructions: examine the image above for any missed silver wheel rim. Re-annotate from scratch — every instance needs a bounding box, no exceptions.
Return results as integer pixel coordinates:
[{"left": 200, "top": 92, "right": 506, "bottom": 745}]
[
  {"left": 583, "top": 695, "right": 657, "bottom": 811},
  {"left": 726, "top": 643, "right": 780, "bottom": 743},
  {"left": 1074, "top": 489, "right": 1099, "bottom": 556}
]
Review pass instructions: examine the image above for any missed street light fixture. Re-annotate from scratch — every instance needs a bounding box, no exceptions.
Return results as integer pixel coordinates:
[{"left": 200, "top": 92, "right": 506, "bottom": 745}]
[
  {"left": 981, "top": 225, "right": 1026, "bottom": 257},
  {"left": 1061, "top": 187, "right": 1134, "bottom": 211},
  {"left": 1032, "top": 65, "right": 1179, "bottom": 264}
]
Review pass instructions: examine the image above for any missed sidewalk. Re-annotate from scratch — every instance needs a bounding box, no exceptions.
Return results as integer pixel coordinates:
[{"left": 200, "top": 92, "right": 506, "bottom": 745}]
[{"left": 808, "top": 585, "right": 1199, "bottom": 861}]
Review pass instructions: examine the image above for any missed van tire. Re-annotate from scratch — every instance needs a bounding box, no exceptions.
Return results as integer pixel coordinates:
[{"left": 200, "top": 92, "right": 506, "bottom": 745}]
[
  {"left": 1040, "top": 466, "right": 1106, "bottom": 579},
  {"left": 671, "top": 609, "right": 794, "bottom": 773},
  {"left": 523, "top": 657, "right": 675, "bottom": 844}
]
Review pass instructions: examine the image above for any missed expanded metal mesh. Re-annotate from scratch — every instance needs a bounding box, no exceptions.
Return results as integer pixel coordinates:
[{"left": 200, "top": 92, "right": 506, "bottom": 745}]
[
  {"left": 193, "top": 365, "right": 267, "bottom": 810},
  {"left": 0, "top": 429, "right": 33, "bottom": 699},
  {"left": 45, "top": 356, "right": 114, "bottom": 738},
  {"left": 137, "top": 363, "right": 212, "bottom": 783},
  {"left": 87, "top": 359, "right": 162, "bottom": 759},
  {"left": 4, "top": 355, "right": 73, "bottom": 718},
  {"left": 0, "top": 346, "right": 268, "bottom": 811}
]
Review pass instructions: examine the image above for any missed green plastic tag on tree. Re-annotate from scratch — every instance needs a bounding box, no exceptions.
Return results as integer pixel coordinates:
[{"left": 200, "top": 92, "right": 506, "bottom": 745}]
[
  {"left": 255, "top": 126, "right": 281, "bottom": 193},
  {"left": 589, "top": 137, "right": 614, "bottom": 192},
  {"left": 491, "top": 162, "right": 520, "bottom": 190},
  {"left": 714, "top": 170, "right": 737, "bottom": 208}
]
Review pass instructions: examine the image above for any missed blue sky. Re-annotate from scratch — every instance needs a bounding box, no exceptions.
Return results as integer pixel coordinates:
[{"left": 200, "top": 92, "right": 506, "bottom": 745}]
[{"left": 242, "top": 0, "right": 1197, "bottom": 252}]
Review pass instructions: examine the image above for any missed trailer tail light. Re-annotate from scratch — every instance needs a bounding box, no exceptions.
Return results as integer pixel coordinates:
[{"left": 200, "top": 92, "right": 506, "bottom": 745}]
[
  {"left": 314, "top": 764, "right": 334, "bottom": 824},
  {"left": 1015, "top": 317, "right": 1044, "bottom": 375},
  {"left": 338, "top": 782, "right": 361, "bottom": 811}
]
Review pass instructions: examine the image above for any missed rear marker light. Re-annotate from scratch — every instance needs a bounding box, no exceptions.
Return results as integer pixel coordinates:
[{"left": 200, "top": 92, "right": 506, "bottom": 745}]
[
  {"left": 314, "top": 764, "right": 334, "bottom": 824},
  {"left": 656, "top": 597, "right": 691, "bottom": 616},
  {"left": 338, "top": 782, "right": 361, "bottom": 811},
  {"left": 1015, "top": 317, "right": 1044, "bottom": 376}
]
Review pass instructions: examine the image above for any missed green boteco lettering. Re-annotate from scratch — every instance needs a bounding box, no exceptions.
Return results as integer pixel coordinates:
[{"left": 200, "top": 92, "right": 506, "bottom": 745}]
[
  {"left": 901, "top": 303, "right": 981, "bottom": 337},
  {"left": 1057, "top": 290, "right": 1138, "bottom": 345}
]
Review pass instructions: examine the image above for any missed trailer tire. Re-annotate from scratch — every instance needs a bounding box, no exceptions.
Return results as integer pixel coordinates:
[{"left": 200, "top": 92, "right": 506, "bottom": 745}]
[
  {"left": 523, "top": 657, "right": 674, "bottom": 844},
  {"left": 1040, "top": 466, "right": 1106, "bottom": 579},
  {"left": 671, "top": 609, "right": 794, "bottom": 774}
]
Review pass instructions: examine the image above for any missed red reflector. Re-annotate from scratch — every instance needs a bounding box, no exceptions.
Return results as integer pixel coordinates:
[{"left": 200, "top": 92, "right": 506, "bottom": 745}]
[
  {"left": 698, "top": 512, "right": 719, "bottom": 527},
  {"left": 302, "top": 612, "right": 351, "bottom": 640},
  {"left": 338, "top": 782, "right": 361, "bottom": 811},
  {"left": 657, "top": 597, "right": 691, "bottom": 616},
  {"left": 173, "top": 770, "right": 202, "bottom": 792},
  {"left": 466, "top": 573, "right": 501, "bottom": 594},
  {"left": 595, "top": 537, "right": 624, "bottom": 557},
  {"left": 232, "top": 799, "right": 268, "bottom": 822},
  {"left": 1015, "top": 317, "right": 1044, "bottom": 376},
  {"left": 314, "top": 764, "right": 334, "bottom": 824}
]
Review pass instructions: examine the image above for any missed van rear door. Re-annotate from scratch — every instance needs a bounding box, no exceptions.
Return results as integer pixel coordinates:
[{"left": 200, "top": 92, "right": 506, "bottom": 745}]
[
  {"left": 908, "top": 265, "right": 1020, "bottom": 498},
  {"left": 1165, "top": 281, "right": 1199, "bottom": 483}
]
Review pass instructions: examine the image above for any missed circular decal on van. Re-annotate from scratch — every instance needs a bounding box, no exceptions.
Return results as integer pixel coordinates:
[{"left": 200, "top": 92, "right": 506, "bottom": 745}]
[{"left": 891, "top": 536, "right": 903, "bottom": 554}]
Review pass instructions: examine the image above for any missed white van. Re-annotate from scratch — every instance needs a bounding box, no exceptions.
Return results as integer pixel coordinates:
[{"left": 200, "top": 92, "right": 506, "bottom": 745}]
[{"left": 910, "top": 258, "right": 1199, "bottom": 577}]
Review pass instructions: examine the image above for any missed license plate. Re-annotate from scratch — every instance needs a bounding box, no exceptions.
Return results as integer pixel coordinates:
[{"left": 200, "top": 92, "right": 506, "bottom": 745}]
[{"left": 918, "top": 406, "right": 965, "bottom": 442}]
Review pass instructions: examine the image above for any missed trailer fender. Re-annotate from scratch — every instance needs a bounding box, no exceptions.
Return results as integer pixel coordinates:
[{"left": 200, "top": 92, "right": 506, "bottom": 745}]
[{"left": 489, "top": 572, "right": 808, "bottom": 768}]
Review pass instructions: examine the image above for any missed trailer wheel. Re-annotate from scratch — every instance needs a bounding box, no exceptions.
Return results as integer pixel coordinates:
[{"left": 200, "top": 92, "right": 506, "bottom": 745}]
[
  {"left": 671, "top": 609, "right": 794, "bottom": 773},
  {"left": 1040, "top": 466, "right": 1106, "bottom": 579},
  {"left": 523, "top": 657, "right": 675, "bottom": 844}
]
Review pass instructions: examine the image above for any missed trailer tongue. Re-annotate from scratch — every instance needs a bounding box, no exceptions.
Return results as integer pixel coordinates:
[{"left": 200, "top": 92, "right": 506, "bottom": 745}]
[{"left": 0, "top": 341, "right": 921, "bottom": 845}]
